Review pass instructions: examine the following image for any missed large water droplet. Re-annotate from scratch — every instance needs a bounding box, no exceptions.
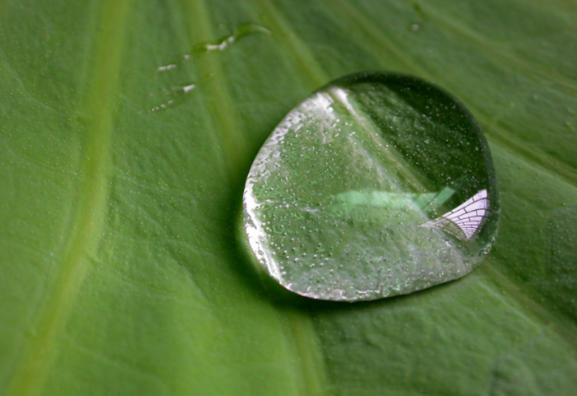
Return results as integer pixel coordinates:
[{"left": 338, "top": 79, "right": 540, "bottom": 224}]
[{"left": 243, "top": 72, "right": 499, "bottom": 302}]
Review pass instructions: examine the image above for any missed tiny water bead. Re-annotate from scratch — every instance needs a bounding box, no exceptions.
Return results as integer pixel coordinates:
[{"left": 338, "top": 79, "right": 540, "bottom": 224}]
[
  {"left": 243, "top": 72, "right": 499, "bottom": 302},
  {"left": 149, "top": 82, "right": 196, "bottom": 113},
  {"left": 157, "top": 23, "right": 271, "bottom": 73}
]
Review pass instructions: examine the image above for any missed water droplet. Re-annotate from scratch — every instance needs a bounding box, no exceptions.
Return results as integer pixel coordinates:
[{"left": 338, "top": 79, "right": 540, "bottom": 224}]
[
  {"left": 157, "top": 23, "right": 271, "bottom": 72},
  {"left": 243, "top": 72, "right": 499, "bottom": 301},
  {"left": 194, "top": 23, "right": 271, "bottom": 54},
  {"left": 157, "top": 64, "right": 177, "bottom": 72},
  {"left": 149, "top": 82, "right": 196, "bottom": 113}
]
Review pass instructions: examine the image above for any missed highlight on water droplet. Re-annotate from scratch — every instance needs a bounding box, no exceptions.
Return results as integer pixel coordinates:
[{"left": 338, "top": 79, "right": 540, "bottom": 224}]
[{"left": 242, "top": 72, "right": 500, "bottom": 302}]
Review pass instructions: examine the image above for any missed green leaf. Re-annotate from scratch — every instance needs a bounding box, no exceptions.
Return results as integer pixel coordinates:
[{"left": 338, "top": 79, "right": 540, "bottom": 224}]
[{"left": 0, "top": 0, "right": 576, "bottom": 395}]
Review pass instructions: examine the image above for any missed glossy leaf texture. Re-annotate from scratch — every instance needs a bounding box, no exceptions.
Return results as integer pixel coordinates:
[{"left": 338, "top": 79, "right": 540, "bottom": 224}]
[{"left": 0, "top": 0, "right": 576, "bottom": 395}]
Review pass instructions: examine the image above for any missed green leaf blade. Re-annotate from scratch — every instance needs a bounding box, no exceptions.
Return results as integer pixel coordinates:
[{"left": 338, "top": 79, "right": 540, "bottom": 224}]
[{"left": 1, "top": 0, "right": 576, "bottom": 395}]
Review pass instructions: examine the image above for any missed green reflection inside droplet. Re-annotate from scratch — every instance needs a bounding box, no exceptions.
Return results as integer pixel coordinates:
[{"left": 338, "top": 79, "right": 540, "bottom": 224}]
[{"left": 243, "top": 72, "right": 499, "bottom": 302}]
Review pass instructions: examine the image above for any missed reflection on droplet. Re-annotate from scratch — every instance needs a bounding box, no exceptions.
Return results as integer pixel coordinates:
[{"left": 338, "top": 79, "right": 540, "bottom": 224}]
[
  {"left": 243, "top": 72, "right": 499, "bottom": 302},
  {"left": 422, "top": 190, "right": 489, "bottom": 240}
]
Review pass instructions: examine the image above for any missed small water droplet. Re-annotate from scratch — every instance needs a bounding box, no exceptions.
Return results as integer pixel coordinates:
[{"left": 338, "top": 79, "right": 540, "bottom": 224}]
[
  {"left": 243, "top": 72, "right": 499, "bottom": 301},
  {"left": 149, "top": 82, "right": 196, "bottom": 113},
  {"left": 157, "top": 64, "right": 177, "bottom": 72},
  {"left": 194, "top": 23, "right": 271, "bottom": 53},
  {"left": 157, "top": 23, "right": 271, "bottom": 73},
  {"left": 181, "top": 84, "right": 196, "bottom": 93}
]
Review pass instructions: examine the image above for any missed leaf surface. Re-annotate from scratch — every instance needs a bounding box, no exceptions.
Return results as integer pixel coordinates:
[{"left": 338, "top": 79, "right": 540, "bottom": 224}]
[{"left": 0, "top": 0, "right": 576, "bottom": 395}]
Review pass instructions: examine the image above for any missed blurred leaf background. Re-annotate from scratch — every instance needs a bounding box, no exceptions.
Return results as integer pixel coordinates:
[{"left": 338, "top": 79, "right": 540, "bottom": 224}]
[{"left": 0, "top": 0, "right": 576, "bottom": 395}]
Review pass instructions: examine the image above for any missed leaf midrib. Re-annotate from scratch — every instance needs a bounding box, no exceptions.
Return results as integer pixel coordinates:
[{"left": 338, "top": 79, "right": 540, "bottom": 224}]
[{"left": 5, "top": 0, "right": 131, "bottom": 395}]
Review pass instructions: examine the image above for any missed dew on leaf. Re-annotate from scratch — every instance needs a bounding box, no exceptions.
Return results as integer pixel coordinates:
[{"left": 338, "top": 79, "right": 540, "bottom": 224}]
[
  {"left": 157, "top": 23, "right": 271, "bottom": 72},
  {"left": 243, "top": 72, "right": 500, "bottom": 302},
  {"left": 193, "top": 23, "right": 271, "bottom": 54},
  {"left": 149, "top": 82, "right": 196, "bottom": 113}
]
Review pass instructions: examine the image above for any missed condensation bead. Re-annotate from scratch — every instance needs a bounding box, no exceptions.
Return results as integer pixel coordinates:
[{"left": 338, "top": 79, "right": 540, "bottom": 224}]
[{"left": 243, "top": 72, "right": 499, "bottom": 302}]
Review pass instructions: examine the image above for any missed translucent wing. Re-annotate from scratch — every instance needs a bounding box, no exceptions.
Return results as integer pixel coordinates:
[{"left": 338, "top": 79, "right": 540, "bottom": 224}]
[{"left": 421, "top": 190, "right": 489, "bottom": 240}]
